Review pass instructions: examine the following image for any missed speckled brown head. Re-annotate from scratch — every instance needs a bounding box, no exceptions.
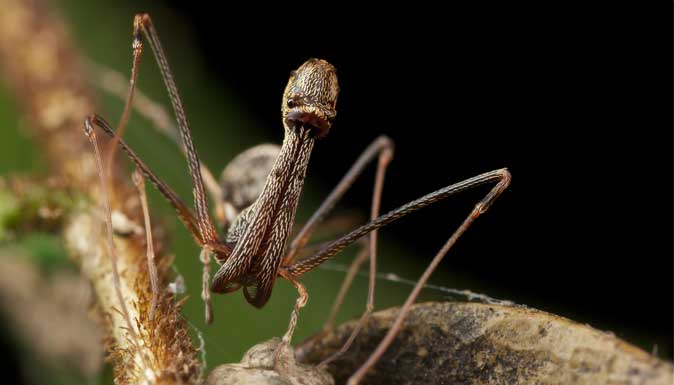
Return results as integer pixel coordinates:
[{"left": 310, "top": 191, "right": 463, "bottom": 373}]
[{"left": 282, "top": 59, "right": 339, "bottom": 138}]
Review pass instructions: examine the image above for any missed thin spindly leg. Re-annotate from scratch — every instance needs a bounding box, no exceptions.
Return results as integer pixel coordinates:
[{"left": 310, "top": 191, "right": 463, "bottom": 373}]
[
  {"left": 84, "top": 113, "right": 156, "bottom": 373},
  {"left": 83, "top": 119, "right": 136, "bottom": 337},
  {"left": 104, "top": 15, "right": 144, "bottom": 189},
  {"left": 90, "top": 13, "right": 227, "bottom": 322},
  {"left": 285, "top": 168, "right": 511, "bottom": 385},
  {"left": 322, "top": 241, "right": 369, "bottom": 332},
  {"left": 278, "top": 136, "right": 394, "bottom": 347},
  {"left": 86, "top": 114, "right": 228, "bottom": 324},
  {"left": 88, "top": 60, "right": 178, "bottom": 144},
  {"left": 131, "top": 15, "right": 228, "bottom": 322},
  {"left": 86, "top": 115, "right": 204, "bottom": 245},
  {"left": 132, "top": 13, "right": 220, "bottom": 246},
  {"left": 92, "top": 61, "right": 227, "bottom": 227},
  {"left": 199, "top": 246, "right": 213, "bottom": 323},
  {"left": 283, "top": 135, "right": 394, "bottom": 264},
  {"left": 347, "top": 170, "right": 511, "bottom": 385},
  {"left": 287, "top": 169, "right": 511, "bottom": 276},
  {"left": 293, "top": 246, "right": 366, "bottom": 357},
  {"left": 279, "top": 270, "right": 309, "bottom": 346},
  {"left": 318, "top": 144, "right": 392, "bottom": 367},
  {"left": 132, "top": 169, "right": 159, "bottom": 321}
]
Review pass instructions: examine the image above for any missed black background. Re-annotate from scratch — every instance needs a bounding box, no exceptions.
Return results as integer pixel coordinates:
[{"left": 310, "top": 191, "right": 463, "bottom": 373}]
[{"left": 156, "top": 3, "right": 671, "bottom": 357}]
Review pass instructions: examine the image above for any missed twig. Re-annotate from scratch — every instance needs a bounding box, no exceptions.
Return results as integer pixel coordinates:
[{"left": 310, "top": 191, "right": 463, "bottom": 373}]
[{"left": 0, "top": 1, "right": 200, "bottom": 384}]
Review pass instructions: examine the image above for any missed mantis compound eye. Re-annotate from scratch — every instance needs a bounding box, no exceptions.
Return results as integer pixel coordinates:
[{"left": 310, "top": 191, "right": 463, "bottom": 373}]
[{"left": 282, "top": 59, "right": 339, "bottom": 137}]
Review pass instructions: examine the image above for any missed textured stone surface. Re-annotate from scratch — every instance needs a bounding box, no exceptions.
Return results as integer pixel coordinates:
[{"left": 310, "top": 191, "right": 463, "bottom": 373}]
[
  {"left": 207, "top": 338, "right": 333, "bottom": 385},
  {"left": 299, "top": 302, "right": 673, "bottom": 385}
]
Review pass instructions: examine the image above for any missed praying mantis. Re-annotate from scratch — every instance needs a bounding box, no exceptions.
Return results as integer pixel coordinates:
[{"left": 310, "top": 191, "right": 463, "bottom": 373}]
[{"left": 84, "top": 13, "right": 510, "bottom": 385}]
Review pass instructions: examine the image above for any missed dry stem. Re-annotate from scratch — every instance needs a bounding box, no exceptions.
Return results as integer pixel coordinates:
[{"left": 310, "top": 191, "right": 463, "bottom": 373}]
[{"left": 0, "top": 0, "right": 200, "bottom": 383}]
